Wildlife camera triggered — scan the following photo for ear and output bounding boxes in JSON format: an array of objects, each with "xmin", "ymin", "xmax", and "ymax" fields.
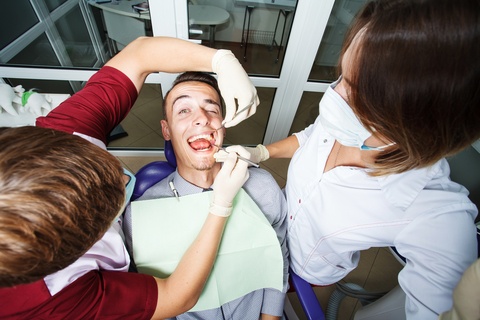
[{"xmin": 161, "ymin": 120, "xmax": 171, "ymax": 140}]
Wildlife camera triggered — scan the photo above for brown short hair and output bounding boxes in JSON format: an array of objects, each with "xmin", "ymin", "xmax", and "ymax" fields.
[
  {"xmin": 0, "ymin": 126, "xmax": 125, "ymax": 287},
  {"xmin": 341, "ymin": 0, "xmax": 480, "ymax": 175}
]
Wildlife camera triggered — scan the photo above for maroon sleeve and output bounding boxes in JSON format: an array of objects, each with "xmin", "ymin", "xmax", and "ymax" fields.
[
  {"xmin": 36, "ymin": 66, "xmax": 138, "ymax": 145},
  {"xmin": 0, "ymin": 270, "xmax": 158, "ymax": 319}
]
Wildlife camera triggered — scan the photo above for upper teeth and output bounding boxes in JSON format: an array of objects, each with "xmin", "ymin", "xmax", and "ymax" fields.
[{"xmin": 188, "ymin": 134, "xmax": 213, "ymax": 143}]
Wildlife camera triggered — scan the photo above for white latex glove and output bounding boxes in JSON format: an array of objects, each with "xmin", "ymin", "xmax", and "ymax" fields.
[
  {"xmin": 213, "ymin": 148, "xmax": 229, "ymax": 163},
  {"xmin": 244, "ymin": 144, "xmax": 270, "ymax": 163},
  {"xmin": 210, "ymin": 146, "xmax": 250, "ymax": 217},
  {"xmin": 214, "ymin": 145, "xmax": 263, "ymax": 167},
  {"xmin": 212, "ymin": 50, "xmax": 259, "ymax": 128}
]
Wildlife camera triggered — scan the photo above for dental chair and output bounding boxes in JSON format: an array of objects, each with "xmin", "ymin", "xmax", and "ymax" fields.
[
  {"xmin": 132, "ymin": 140, "xmax": 177, "ymax": 201},
  {"xmin": 131, "ymin": 140, "xmax": 325, "ymax": 320},
  {"xmin": 287, "ymin": 250, "xmax": 406, "ymax": 320},
  {"xmin": 287, "ymin": 268, "xmax": 326, "ymax": 320}
]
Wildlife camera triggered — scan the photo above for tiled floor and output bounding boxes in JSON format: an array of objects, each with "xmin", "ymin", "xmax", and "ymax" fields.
[{"xmin": 113, "ymin": 41, "xmax": 404, "ymax": 320}]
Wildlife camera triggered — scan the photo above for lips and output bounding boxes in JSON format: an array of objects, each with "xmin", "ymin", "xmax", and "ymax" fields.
[{"xmin": 187, "ymin": 133, "xmax": 215, "ymax": 151}]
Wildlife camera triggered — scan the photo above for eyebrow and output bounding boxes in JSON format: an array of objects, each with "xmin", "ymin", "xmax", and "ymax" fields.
[
  {"xmin": 172, "ymin": 95, "xmax": 221, "ymax": 109},
  {"xmin": 171, "ymin": 95, "xmax": 190, "ymax": 108}
]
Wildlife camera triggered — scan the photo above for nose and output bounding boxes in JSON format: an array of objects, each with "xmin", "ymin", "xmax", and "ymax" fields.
[{"xmin": 193, "ymin": 109, "xmax": 210, "ymax": 126}]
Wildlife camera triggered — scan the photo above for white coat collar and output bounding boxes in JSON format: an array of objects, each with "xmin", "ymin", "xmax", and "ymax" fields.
[{"xmin": 376, "ymin": 159, "xmax": 445, "ymax": 210}]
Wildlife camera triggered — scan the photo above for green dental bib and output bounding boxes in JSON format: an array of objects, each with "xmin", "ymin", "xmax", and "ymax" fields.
[{"xmin": 131, "ymin": 188, "xmax": 283, "ymax": 312}]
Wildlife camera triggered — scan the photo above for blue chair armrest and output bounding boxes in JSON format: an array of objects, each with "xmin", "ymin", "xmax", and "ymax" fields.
[{"xmin": 289, "ymin": 268, "xmax": 325, "ymax": 320}]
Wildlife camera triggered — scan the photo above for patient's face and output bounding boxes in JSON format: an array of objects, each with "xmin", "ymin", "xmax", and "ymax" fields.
[{"xmin": 162, "ymin": 81, "xmax": 224, "ymax": 171}]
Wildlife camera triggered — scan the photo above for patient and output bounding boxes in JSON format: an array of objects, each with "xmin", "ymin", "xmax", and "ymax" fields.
[{"xmin": 124, "ymin": 72, "xmax": 289, "ymax": 320}]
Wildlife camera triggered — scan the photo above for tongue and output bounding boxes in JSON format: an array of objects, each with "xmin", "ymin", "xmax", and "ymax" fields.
[{"xmin": 190, "ymin": 138, "xmax": 212, "ymax": 150}]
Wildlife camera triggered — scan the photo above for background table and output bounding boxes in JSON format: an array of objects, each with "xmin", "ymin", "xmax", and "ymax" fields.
[
  {"xmin": 88, "ymin": 2, "xmax": 229, "ymax": 50},
  {"xmin": 88, "ymin": 0, "xmax": 151, "ymax": 53},
  {"xmin": 234, "ymin": 0, "xmax": 296, "ymax": 61},
  {"xmin": 188, "ymin": 5, "xmax": 230, "ymax": 47}
]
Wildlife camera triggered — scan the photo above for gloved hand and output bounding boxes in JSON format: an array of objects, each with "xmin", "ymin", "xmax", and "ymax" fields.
[
  {"xmin": 212, "ymin": 50, "xmax": 260, "ymax": 128},
  {"xmin": 214, "ymin": 145, "xmax": 267, "ymax": 166},
  {"xmin": 213, "ymin": 148, "xmax": 229, "ymax": 163},
  {"xmin": 210, "ymin": 146, "xmax": 250, "ymax": 217},
  {"xmin": 244, "ymin": 144, "xmax": 270, "ymax": 163}
]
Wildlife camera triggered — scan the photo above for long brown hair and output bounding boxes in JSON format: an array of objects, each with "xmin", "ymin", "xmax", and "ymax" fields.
[
  {"xmin": 0, "ymin": 126, "xmax": 125, "ymax": 287},
  {"xmin": 341, "ymin": 0, "xmax": 480, "ymax": 175}
]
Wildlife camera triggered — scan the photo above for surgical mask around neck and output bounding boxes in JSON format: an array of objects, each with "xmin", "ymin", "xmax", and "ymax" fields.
[
  {"xmin": 113, "ymin": 168, "xmax": 136, "ymax": 222},
  {"xmin": 123, "ymin": 168, "xmax": 136, "ymax": 203},
  {"xmin": 319, "ymin": 77, "xmax": 394, "ymax": 151}
]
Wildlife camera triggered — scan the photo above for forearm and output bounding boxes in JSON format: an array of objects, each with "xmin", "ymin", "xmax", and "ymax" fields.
[
  {"xmin": 106, "ymin": 36, "xmax": 217, "ymax": 92},
  {"xmin": 266, "ymin": 135, "xmax": 299, "ymax": 159},
  {"xmin": 151, "ymin": 213, "xmax": 227, "ymax": 319}
]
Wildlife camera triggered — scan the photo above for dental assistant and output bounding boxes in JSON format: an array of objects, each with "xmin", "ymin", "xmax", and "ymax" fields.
[{"xmin": 247, "ymin": 0, "xmax": 480, "ymax": 319}]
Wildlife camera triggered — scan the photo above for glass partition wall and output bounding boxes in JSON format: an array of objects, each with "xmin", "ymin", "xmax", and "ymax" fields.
[{"xmin": 1, "ymin": 0, "xmax": 371, "ymax": 155}]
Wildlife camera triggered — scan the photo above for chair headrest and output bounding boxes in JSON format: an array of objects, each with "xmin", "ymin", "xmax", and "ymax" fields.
[
  {"xmin": 164, "ymin": 140, "xmax": 177, "ymax": 167},
  {"xmin": 131, "ymin": 140, "xmax": 177, "ymax": 201}
]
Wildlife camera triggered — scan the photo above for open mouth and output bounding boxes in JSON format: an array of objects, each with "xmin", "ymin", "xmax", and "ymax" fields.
[{"xmin": 187, "ymin": 133, "xmax": 216, "ymax": 151}]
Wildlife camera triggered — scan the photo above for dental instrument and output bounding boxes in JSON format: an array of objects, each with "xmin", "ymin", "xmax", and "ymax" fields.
[
  {"xmin": 169, "ymin": 181, "xmax": 180, "ymax": 201},
  {"xmin": 213, "ymin": 144, "xmax": 260, "ymax": 168}
]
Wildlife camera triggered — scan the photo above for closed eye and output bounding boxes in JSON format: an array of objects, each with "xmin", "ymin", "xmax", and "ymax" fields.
[
  {"xmin": 206, "ymin": 108, "xmax": 219, "ymax": 114},
  {"xmin": 204, "ymin": 101, "xmax": 221, "ymax": 114}
]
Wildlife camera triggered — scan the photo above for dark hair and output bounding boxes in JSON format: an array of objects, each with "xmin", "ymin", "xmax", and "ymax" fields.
[
  {"xmin": 341, "ymin": 0, "xmax": 480, "ymax": 175},
  {"xmin": 163, "ymin": 72, "xmax": 224, "ymax": 118},
  {"xmin": 0, "ymin": 126, "xmax": 125, "ymax": 287}
]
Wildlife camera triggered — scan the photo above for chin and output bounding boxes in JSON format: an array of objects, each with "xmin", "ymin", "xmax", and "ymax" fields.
[
  {"xmin": 191, "ymin": 161, "xmax": 215, "ymax": 171},
  {"xmin": 188, "ymin": 153, "xmax": 216, "ymax": 171}
]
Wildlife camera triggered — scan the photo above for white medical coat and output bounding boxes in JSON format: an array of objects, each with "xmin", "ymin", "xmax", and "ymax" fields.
[{"xmin": 286, "ymin": 116, "xmax": 478, "ymax": 319}]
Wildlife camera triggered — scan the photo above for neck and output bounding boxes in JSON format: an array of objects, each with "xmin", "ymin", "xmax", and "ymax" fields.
[
  {"xmin": 325, "ymin": 141, "xmax": 376, "ymax": 172},
  {"xmin": 178, "ymin": 163, "xmax": 221, "ymax": 189}
]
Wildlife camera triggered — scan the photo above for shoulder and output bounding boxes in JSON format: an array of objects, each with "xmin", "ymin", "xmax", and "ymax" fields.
[
  {"xmin": 138, "ymin": 173, "xmax": 174, "ymax": 201},
  {"xmin": 244, "ymin": 168, "xmax": 282, "ymax": 194},
  {"xmin": 69, "ymin": 271, "xmax": 157, "ymax": 319},
  {"xmin": 35, "ymin": 66, "xmax": 137, "ymax": 144},
  {"xmin": 0, "ymin": 278, "xmax": 51, "ymax": 317},
  {"xmin": 243, "ymin": 168, "xmax": 286, "ymax": 207},
  {"xmin": 246, "ymin": 167, "xmax": 278, "ymax": 185},
  {"xmin": 0, "ymin": 270, "xmax": 156, "ymax": 319}
]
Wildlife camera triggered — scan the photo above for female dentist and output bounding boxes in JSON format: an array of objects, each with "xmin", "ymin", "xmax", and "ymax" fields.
[{"xmin": 247, "ymin": 0, "xmax": 480, "ymax": 318}]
